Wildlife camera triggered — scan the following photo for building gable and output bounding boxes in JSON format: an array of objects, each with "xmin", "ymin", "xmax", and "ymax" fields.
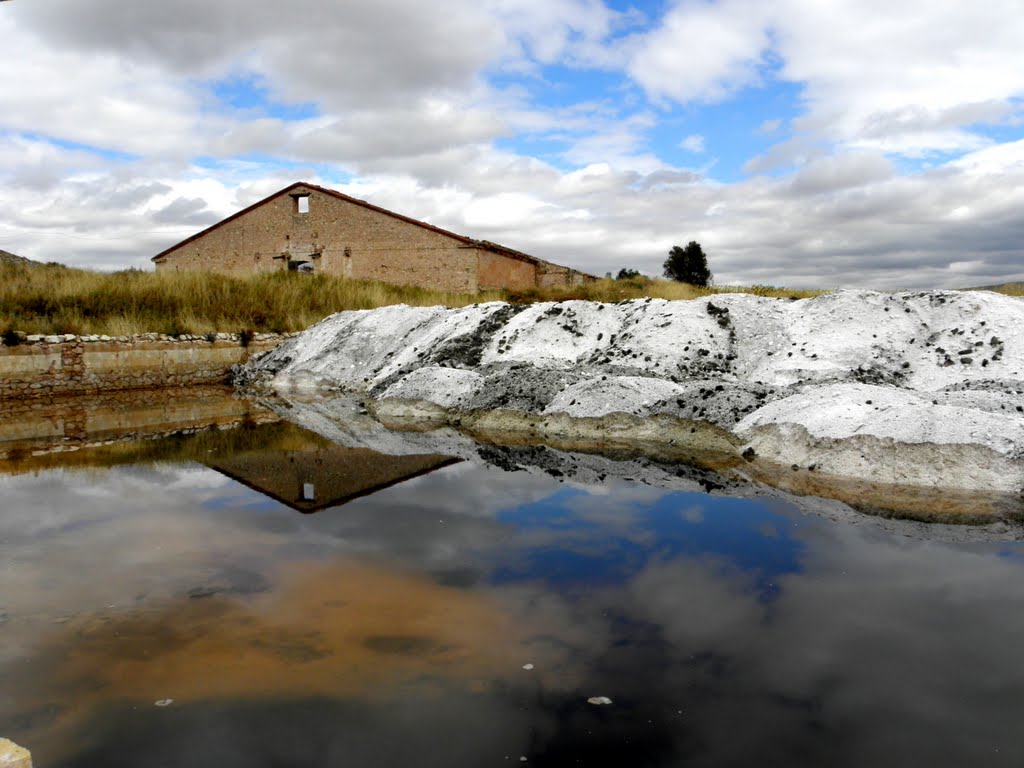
[{"xmin": 152, "ymin": 181, "xmax": 595, "ymax": 292}]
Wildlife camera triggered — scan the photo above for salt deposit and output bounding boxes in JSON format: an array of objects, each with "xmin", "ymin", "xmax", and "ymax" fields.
[{"xmin": 237, "ymin": 290, "xmax": 1024, "ymax": 507}]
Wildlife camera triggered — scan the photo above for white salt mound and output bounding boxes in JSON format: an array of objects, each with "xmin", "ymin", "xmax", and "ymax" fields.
[{"xmin": 240, "ymin": 290, "xmax": 1024, "ymax": 493}]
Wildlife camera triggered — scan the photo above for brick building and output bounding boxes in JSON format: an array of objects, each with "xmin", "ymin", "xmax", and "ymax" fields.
[{"xmin": 152, "ymin": 181, "xmax": 594, "ymax": 292}]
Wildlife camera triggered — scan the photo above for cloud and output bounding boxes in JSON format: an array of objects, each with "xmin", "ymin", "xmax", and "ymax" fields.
[
  {"xmin": 0, "ymin": 16, "xmax": 206, "ymax": 160},
  {"xmin": 680, "ymin": 134, "xmax": 705, "ymax": 153},
  {"xmin": 149, "ymin": 196, "xmax": 217, "ymax": 226},
  {"xmin": 629, "ymin": 1, "xmax": 1024, "ymax": 156},
  {"xmin": 627, "ymin": 0, "xmax": 772, "ymax": 104},
  {"xmin": 2, "ymin": 0, "xmax": 1024, "ymax": 288},
  {"xmin": 786, "ymin": 152, "xmax": 893, "ymax": 196},
  {"xmin": 14, "ymin": 0, "xmax": 501, "ymax": 106},
  {"xmin": 776, "ymin": 0, "xmax": 1024, "ymax": 151}
]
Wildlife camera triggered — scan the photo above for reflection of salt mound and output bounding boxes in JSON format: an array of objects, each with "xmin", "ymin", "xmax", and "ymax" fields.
[{"xmin": 239, "ymin": 290, "xmax": 1024, "ymax": 499}]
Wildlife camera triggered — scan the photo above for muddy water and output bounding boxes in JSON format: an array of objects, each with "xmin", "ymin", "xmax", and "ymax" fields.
[{"xmin": 3, "ymin": 411, "xmax": 1024, "ymax": 766}]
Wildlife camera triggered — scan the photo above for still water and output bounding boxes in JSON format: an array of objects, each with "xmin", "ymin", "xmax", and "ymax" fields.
[{"xmin": 3, "ymin": 406, "xmax": 1024, "ymax": 767}]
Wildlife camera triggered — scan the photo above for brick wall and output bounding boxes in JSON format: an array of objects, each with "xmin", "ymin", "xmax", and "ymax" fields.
[
  {"xmin": 154, "ymin": 184, "xmax": 597, "ymax": 292},
  {"xmin": 0, "ymin": 333, "xmax": 286, "ymax": 401},
  {"xmin": 155, "ymin": 186, "xmax": 490, "ymax": 292},
  {"xmin": 477, "ymin": 249, "xmax": 537, "ymax": 291}
]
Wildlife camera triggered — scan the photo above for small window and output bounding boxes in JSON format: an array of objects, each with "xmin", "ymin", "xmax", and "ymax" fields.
[
  {"xmin": 295, "ymin": 195, "xmax": 310, "ymax": 214},
  {"xmin": 344, "ymin": 247, "xmax": 352, "ymax": 258}
]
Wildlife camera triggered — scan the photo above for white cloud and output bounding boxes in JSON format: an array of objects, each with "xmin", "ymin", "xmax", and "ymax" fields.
[
  {"xmin": 680, "ymin": 134, "xmax": 705, "ymax": 153},
  {"xmin": 776, "ymin": 0, "xmax": 1024, "ymax": 152},
  {"xmin": 0, "ymin": 16, "xmax": 207, "ymax": 160},
  {"xmin": 787, "ymin": 152, "xmax": 893, "ymax": 196},
  {"xmin": 628, "ymin": 0, "xmax": 772, "ymax": 104},
  {"xmin": 629, "ymin": 0, "xmax": 1024, "ymax": 156},
  {"xmin": 1, "ymin": 0, "xmax": 1024, "ymax": 290}
]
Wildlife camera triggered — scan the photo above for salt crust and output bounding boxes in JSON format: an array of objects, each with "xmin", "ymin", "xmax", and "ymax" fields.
[{"xmin": 242, "ymin": 290, "xmax": 1024, "ymax": 490}]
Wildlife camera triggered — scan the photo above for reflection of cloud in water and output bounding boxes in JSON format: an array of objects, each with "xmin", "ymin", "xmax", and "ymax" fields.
[
  {"xmin": 681, "ymin": 504, "xmax": 704, "ymax": 524},
  {"xmin": 490, "ymin": 484, "xmax": 805, "ymax": 590},
  {"xmin": 560, "ymin": 481, "xmax": 670, "ymax": 526},
  {"xmin": 6, "ymin": 447, "xmax": 1024, "ymax": 765},
  {"xmin": 617, "ymin": 526, "xmax": 1024, "ymax": 766}
]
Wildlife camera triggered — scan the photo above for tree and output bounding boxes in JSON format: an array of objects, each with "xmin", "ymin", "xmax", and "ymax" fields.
[
  {"xmin": 663, "ymin": 241, "xmax": 712, "ymax": 286},
  {"xmin": 615, "ymin": 268, "xmax": 640, "ymax": 280}
]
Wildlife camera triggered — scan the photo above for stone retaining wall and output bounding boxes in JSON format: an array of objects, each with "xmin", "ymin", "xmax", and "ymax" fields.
[
  {"xmin": 0, "ymin": 333, "xmax": 288, "ymax": 400},
  {"xmin": 0, "ymin": 386, "xmax": 281, "ymax": 472}
]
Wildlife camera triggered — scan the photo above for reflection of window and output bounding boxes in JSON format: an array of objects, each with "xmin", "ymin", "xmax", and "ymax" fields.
[{"xmin": 295, "ymin": 194, "xmax": 310, "ymax": 214}]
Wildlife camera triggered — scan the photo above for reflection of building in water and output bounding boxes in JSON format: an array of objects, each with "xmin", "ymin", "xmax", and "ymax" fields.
[{"xmin": 206, "ymin": 445, "xmax": 460, "ymax": 514}]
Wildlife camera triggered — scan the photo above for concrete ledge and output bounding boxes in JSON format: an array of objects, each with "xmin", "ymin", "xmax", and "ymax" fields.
[{"xmin": 0, "ymin": 333, "xmax": 292, "ymax": 400}]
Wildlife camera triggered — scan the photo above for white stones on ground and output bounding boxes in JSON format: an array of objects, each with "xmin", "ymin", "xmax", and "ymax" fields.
[
  {"xmin": 522, "ymin": 663, "xmax": 534, "ymax": 670},
  {"xmin": 587, "ymin": 696, "xmax": 613, "ymax": 705},
  {"xmin": 154, "ymin": 698, "xmax": 173, "ymax": 707}
]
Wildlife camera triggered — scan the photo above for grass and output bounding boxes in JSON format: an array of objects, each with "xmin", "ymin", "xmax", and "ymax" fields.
[
  {"xmin": 2, "ymin": 262, "xmax": 1018, "ymax": 337},
  {"xmin": 506, "ymin": 276, "xmax": 824, "ymax": 304},
  {"xmin": 970, "ymin": 282, "xmax": 1024, "ymax": 297},
  {"xmin": 0, "ymin": 263, "xmax": 504, "ymax": 336}
]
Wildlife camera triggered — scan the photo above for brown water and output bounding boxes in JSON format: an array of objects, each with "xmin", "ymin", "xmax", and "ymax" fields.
[{"xmin": 2, "ymin": 395, "xmax": 1024, "ymax": 766}]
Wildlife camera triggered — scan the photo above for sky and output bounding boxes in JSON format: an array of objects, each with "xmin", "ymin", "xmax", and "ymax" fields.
[{"xmin": 1, "ymin": 0, "xmax": 1023, "ymax": 289}]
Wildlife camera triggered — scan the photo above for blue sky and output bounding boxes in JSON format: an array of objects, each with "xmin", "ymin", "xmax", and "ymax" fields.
[{"xmin": 1, "ymin": 0, "xmax": 1023, "ymax": 288}]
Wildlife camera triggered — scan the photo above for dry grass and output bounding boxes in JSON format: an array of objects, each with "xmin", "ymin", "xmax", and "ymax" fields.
[
  {"xmin": 976, "ymin": 282, "xmax": 1024, "ymax": 297},
  {"xmin": 0, "ymin": 263, "xmax": 504, "ymax": 336},
  {"xmin": 507, "ymin": 275, "xmax": 824, "ymax": 304},
  {"xmin": 3, "ymin": 263, "xmax": 1017, "ymax": 337}
]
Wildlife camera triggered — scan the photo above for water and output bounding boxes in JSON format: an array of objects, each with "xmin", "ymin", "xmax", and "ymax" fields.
[{"xmin": 2, "ymin": 399, "xmax": 1024, "ymax": 766}]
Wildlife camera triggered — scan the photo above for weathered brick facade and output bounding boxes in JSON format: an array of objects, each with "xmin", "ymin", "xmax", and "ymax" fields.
[{"xmin": 153, "ymin": 182, "xmax": 593, "ymax": 292}]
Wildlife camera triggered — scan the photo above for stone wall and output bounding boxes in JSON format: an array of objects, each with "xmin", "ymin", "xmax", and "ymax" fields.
[
  {"xmin": 0, "ymin": 333, "xmax": 286, "ymax": 401},
  {"xmin": 536, "ymin": 260, "xmax": 594, "ymax": 289}
]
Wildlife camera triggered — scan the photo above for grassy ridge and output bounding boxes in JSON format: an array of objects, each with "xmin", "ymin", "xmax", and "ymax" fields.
[{"xmin": 3, "ymin": 261, "xmax": 1016, "ymax": 338}]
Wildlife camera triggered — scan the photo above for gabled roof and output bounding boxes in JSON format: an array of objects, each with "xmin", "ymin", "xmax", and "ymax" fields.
[{"xmin": 152, "ymin": 181, "xmax": 555, "ymax": 268}]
